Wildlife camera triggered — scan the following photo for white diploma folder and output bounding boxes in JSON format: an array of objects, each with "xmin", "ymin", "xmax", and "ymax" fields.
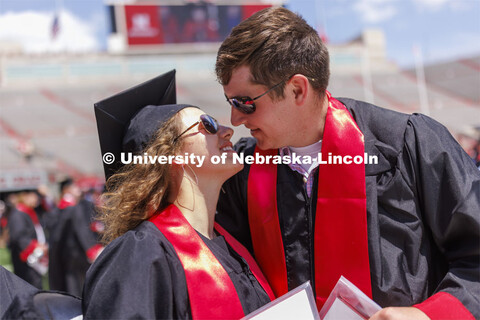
[
  {"xmin": 319, "ymin": 276, "xmax": 382, "ymax": 320},
  {"xmin": 242, "ymin": 281, "xmax": 319, "ymax": 320}
]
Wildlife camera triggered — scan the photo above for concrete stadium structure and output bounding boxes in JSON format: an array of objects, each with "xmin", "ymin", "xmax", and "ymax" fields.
[{"xmin": 0, "ymin": 30, "xmax": 479, "ymax": 189}]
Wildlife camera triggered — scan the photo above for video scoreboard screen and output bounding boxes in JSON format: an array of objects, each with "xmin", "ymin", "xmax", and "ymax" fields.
[{"xmin": 108, "ymin": 3, "xmax": 273, "ymax": 49}]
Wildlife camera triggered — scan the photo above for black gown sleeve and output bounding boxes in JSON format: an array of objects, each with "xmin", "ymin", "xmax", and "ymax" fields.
[
  {"xmin": 405, "ymin": 114, "xmax": 480, "ymax": 317},
  {"xmin": 216, "ymin": 137, "xmax": 257, "ymax": 253},
  {"xmin": 0, "ymin": 266, "xmax": 39, "ymax": 319},
  {"xmin": 82, "ymin": 222, "xmax": 191, "ymax": 320}
]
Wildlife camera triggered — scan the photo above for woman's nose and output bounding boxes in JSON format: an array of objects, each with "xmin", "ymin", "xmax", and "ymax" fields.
[{"xmin": 217, "ymin": 125, "xmax": 233, "ymax": 140}]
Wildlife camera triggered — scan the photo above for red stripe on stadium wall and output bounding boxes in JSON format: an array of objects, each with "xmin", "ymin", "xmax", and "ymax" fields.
[
  {"xmin": 400, "ymin": 69, "xmax": 478, "ymax": 107},
  {"xmin": 353, "ymin": 75, "xmax": 416, "ymax": 112},
  {"xmin": 40, "ymin": 89, "xmax": 95, "ymax": 121},
  {"xmin": 459, "ymin": 58, "xmax": 480, "ymax": 72}
]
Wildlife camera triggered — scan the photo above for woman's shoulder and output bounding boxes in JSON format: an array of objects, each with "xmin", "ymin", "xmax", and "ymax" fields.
[
  {"xmin": 84, "ymin": 220, "xmax": 183, "ymax": 289},
  {"xmin": 8, "ymin": 208, "xmax": 29, "ymax": 221},
  {"xmin": 117, "ymin": 220, "xmax": 162, "ymax": 241},
  {"xmin": 102, "ymin": 221, "xmax": 174, "ymax": 257},
  {"xmin": 82, "ymin": 221, "xmax": 189, "ymax": 319}
]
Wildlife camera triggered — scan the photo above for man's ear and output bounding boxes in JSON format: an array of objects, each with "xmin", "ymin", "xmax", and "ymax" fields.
[{"xmin": 289, "ymin": 74, "xmax": 309, "ymax": 105}]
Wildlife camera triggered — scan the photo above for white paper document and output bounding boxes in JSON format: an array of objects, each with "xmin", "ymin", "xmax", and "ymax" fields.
[
  {"xmin": 323, "ymin": 298, "xmax": 365, "ymax": 320},
  {"xmin": 242, "ymin": 276, "xmax": 381, "ymax": 320},
  {"xmin": 319, "ymin": 276, "xmax": 382, "ymax": 320},
  {"xmin": 242, "ymin": 282, "xmax": 319, "ymax": 320}
]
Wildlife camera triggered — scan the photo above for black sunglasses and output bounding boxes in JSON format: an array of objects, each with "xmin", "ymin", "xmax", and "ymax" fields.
[
  {"xmin": 173, "ymin": 114, "xmax": 218, "ymax": 142},
  {"xmin": 224, "ymin": 79, "xmax": 286, "ymax": 114}
]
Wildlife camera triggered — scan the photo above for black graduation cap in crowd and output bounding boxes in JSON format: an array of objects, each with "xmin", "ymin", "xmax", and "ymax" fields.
[
  {"xmin": 59, "ymin": 177, "xmax": 74, "ymax": 193},
  {"xmin": 94, "ymin": 69, "xmax": 196, "ymax": 180}
]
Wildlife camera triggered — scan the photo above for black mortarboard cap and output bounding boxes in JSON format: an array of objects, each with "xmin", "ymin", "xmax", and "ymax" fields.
[{"xmin": 94, "ymin": 69, "xmax": 196, "ymax": 180}]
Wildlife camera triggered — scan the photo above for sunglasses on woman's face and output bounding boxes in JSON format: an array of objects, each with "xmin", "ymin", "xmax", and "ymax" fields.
[
  {"xmin": 224, "ymin": 79, "xmax": 286, "ymax": 114},
  {"xmin": 174, "ymin": 114, "xmax": 219, "ymax": 142}
]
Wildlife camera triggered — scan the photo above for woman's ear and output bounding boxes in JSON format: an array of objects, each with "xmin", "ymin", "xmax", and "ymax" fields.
[
  {"xmin": 169, "ymin": 160, "xmax": 183, "ymax": 178},
  {"xmin": 173, "ymin": 158, "xmax": 184, "ymax": 165}
]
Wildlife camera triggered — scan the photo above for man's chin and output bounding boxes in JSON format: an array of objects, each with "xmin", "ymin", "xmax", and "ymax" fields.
[
  {"xmin": 255, "ymin": 139, "xmax": 276, "ymax": 151},
  {"xmin": 221, "ymin": 163, "xmax": 244, "ymax": 182}
]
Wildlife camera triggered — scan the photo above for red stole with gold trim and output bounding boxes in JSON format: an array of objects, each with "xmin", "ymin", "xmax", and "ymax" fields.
[
  {"xmin": 247, "ymin": 92, "xmax": 372, "ymax": 309},
  {"xmin": 149, "ymin": 204, "xmax": 273, "ymax": 319}
]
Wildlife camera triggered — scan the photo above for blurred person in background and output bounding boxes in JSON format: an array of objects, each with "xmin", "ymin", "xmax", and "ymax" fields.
[
  {"xmin": 182, "ymin": 5, "xmax": 219, "ymax": 43},
  {"xmin": 44, "ymin": 178, "xmax": 82, "ymax": 237},
  {"xmin": 160, "ymin": 6, "xmax": 181, "ymax": 44},
  {"xmin": 36, "ymin": 184, "xmax": 56, "ymax": 216},
  {"xmin": 0, "ymin": 200, "xmax": 7, "ymax": 248},
  {"xmin": 79, "ymin": 181, "xmax": 106, "ymax": 243},
  {"xmin": 456, "ymin": 125, "xmax": 480, "ymax": 169},
  {"xmin": 7, "ymin": 189, "xmax": 48, "ymax": 289},
  {"xmin": 48, "ymin": 178, "xmax": 104, "ymax": 296},
  {"xmin": 57, "ymin": 178, "xmax": 81, "ymax": 211}
]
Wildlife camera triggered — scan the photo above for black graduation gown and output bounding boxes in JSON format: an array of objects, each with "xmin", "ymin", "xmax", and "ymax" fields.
[
  {"xmin": 1, "ymin": 266, "xmax": 83, "ymax": 320},
  {"xmin": 216, "ymin": 98, "xmax": 480, "ymax": 318},
  {"xmin": 0, "ymin": 266, "xmax": 39, "ymax": 319},
  {"xmin": 7, "ymin": 209, "xmax": 43, "ymax": 289},
  {"xmin": 49, "ymin": 199, "xmax": 101, "ymax": 296},
  {"xmin": 82, "ymin": 221, "xmax": 271, "ymax": 319}
]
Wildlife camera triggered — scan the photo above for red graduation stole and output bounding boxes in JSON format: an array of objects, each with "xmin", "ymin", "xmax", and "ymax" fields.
[
  {"xmin": 58, "ymin": 197, "xmax": 76, "ymax": 210},
  {"xmin": 247, "ymin": 92, "xmax": 372, "ymax": 309},
  {"xmin": 149, "ymin": 204, "xmax": 274, "ymax": 320},
  {"xmin": 17, "ymin": 203, "xmax": 40, "ymax": 225}
]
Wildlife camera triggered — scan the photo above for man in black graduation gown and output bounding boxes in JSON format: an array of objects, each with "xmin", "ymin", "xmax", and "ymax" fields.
[
  {"xmin": 49, "ymin": 193, "xmax": 103, "ymax": 296},
  {"xmin": 49, "ymin": 199, "xmax": 103, "ymax": 296},
  {"xmin": 215, "ymin": 7, "xmax": 479, "ymax": 320}
]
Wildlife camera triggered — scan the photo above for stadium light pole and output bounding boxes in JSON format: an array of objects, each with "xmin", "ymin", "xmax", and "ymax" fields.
[
  {"xmin": 362, "ymin": 47, "xmax": 375, "ymax": 105},
  {"xmin": 413, "ymin": 44, "xmax": 430, "ymax": 116}
]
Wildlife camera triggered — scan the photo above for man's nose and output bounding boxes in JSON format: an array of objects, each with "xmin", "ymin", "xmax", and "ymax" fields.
[{"xmin": 230, "ymin": 106, "xmax": 247, "ymax": 127}]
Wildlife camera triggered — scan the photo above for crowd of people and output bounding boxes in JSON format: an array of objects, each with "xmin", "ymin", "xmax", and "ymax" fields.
[
  {"xmin": 0, "ymin": 178, "xmax": 104, "ymax": 296},
  {"xmin": 1, "ymin": 6, "xmax": 478, "ymax": 320}
]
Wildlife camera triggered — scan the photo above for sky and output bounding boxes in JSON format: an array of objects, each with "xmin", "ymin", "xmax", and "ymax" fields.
[
  {"xmin": 289, "ymin": 0, "xmax": 480, "ymax": 67},
  {"xmin": 0, "ymin": 0, "xmax": 479, "ymax": 67}
]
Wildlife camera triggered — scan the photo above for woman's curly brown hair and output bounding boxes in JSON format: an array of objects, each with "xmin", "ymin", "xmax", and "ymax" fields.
[{"xmin": 97, "ymin": 113, "xmax": 183, "ymax": 244}]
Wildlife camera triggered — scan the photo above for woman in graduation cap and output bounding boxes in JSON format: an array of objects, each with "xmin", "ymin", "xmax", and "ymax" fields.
[{"xmin": 82, "ymin": 100, "xmax": 275, "ymax": 319}]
